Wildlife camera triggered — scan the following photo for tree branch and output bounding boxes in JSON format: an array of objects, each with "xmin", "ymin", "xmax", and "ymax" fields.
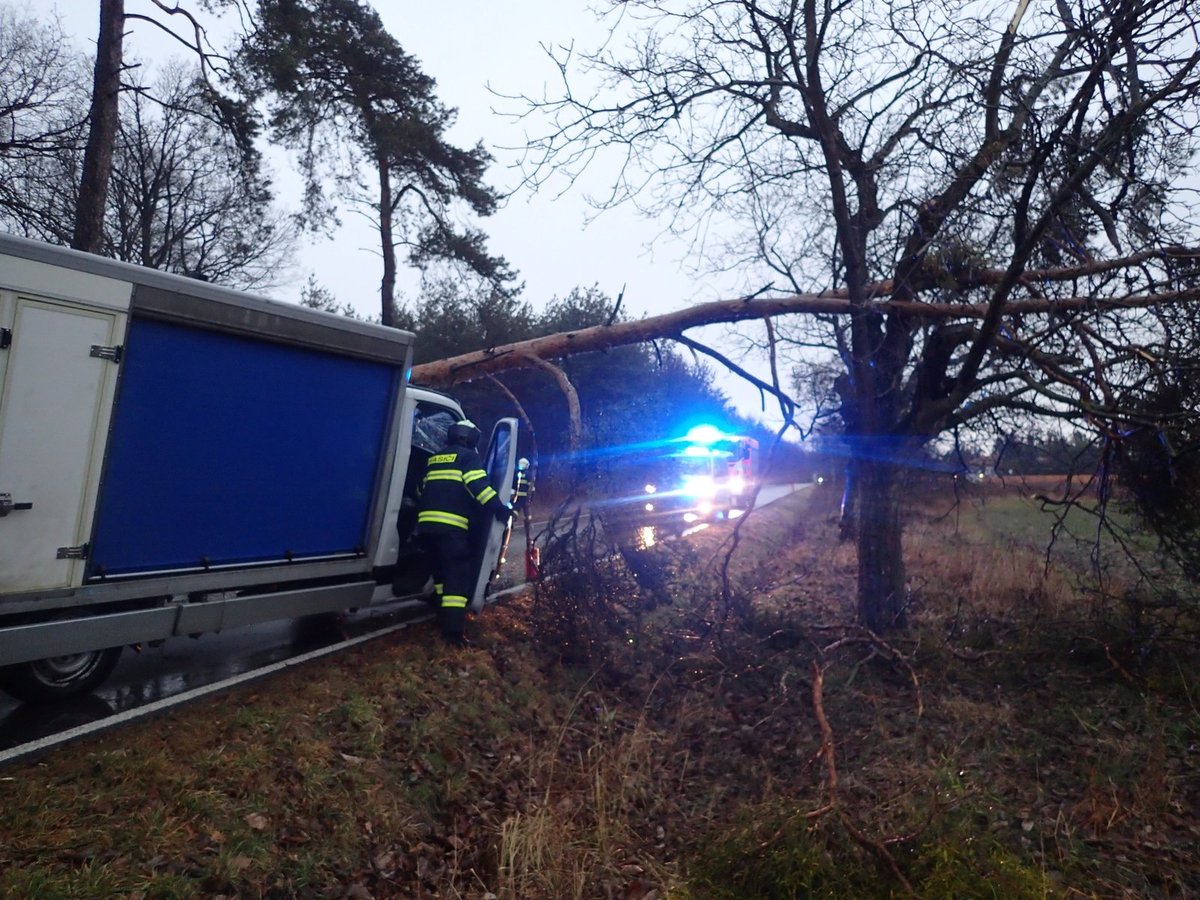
[
  {"xmin": 411, "ymin": 277, "xmax": 1200, "ymax": 388},
  {"xmin": 520, "ymin": 352, "xmax": 582, "ymax": 455}
]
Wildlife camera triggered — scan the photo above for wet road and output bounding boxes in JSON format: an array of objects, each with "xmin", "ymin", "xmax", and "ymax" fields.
[
  {"xmin": 0, "ymin": 482, "xmax": 803, "ymax": 752},
  {"xmin": 0, "ymin": 596, "xmax": 436, "ymax": 751}
]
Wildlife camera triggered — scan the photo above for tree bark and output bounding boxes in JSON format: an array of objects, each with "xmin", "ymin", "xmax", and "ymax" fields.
[
  {"xmin": 376, "ymin": 153, "xmax": 397, "ymax": 327},
  {"xmin": 838, "ymin": 457, "xmax": 858, "ymax": 542},
  {"xmin": 855, "ymin": 458, "xmax": 906, "ymax": 631},
  {"xmin": 73, "ymin": 0, "xmax": 124, "ymax": 253}
]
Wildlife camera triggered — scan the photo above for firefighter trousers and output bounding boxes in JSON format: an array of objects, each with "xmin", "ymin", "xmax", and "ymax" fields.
[{"xmin": 419, "ymin": 531, "xmax": 472, "ymax": 643}]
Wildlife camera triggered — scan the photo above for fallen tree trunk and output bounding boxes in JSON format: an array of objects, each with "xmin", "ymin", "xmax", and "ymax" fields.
[{"xmin": 412, "ymin": 272, "xmax": 1200, "ymax": 389}]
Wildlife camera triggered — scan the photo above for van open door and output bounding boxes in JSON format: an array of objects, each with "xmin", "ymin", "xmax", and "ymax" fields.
[{"xmin": 468, "ymin": 418, "xmax": 518, "ymax": 612}]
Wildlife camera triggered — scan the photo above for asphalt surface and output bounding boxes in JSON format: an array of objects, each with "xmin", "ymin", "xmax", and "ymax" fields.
[{"xmin": 0, "ymin": 597, "xmax": 433, "ymax": 753}]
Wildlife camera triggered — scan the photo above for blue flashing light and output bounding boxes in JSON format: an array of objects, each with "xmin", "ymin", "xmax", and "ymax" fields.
[{"xmin": 684, "ymin": 423, "xmax": 724, "ymax": 445}]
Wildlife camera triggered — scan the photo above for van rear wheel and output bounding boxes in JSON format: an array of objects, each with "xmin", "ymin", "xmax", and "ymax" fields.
[{"xmin": 0, "ymin": 647, "xmax": 123, "ymax": 703}]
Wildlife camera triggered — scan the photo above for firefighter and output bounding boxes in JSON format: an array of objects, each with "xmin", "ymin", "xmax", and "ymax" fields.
[
  {"xmin": 512, "ymin": 457, "xmax": 533, "ymax": 510},
  {"xmin": 512, "ymin": 457, "xmax": 540, "ymax": 581},
  {"xmin": 415, "ymin": 419, "xmax": 511, "ymax": 645}
]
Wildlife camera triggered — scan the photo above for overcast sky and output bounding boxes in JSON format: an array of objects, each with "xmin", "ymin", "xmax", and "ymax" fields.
[
  {"xmin": 57, "ymin": 0, "xmax": 777, "ymax": 422},
  {"xmin": 374, "ymin": 1, "xmax": 733, "ymax": 313}
]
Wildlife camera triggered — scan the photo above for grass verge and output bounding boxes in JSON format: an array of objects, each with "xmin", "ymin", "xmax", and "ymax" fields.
[{"xmin": 1, "ymin": 483, "xmax": 1198, "ymax": 898}]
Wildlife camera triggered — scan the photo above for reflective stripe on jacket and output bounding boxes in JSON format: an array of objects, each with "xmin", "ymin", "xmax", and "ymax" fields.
[
  {"xmin": 514, "ymin": 471, "xmax": 530, "ymax": 500},
  {"xmin": 416, "ymin": 447, "xmax": 501, "ymax": 532}
]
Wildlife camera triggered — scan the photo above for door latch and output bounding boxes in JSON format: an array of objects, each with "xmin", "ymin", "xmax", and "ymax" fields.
[{"xmin": 0, "ymin": 492, "xmax": 33, "ymax": 516}]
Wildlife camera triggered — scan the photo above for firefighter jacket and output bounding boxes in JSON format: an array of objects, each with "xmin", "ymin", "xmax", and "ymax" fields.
[
  {"xmin": 416, "ymin": 446, "xmax": 507, "ymax": 533},
  {"xmin": 513, "ymin": 470, "xmax": 532, "ymax": 506}
]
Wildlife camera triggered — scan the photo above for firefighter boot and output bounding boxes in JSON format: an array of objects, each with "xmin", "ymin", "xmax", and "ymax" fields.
[{"xmin": 439, "ymin": 606, "xmax": 468, "ymax": 646}]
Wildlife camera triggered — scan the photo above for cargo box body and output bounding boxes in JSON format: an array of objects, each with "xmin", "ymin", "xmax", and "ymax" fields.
[
  {"xmin": 0, "ymin": 234, "xmax": 417, "ymax": 671},
  {"xmin": 86, "ymin": 315, "xmax": 399, "ymax": 579}
]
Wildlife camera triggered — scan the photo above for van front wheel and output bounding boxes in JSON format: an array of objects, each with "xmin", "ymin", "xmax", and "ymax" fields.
[{"xmin": 0, "ymin": 647, "xmax": 123, "ymax": 703}]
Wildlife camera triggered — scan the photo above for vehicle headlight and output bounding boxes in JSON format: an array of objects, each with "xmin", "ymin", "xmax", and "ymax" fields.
[
  {"xmin": 644, "ymin": 483, "xmax": 657, "ymax": 494},
  {"xmin": 682, "ymin": 474, "xmax": 717, "ymax": 498},
  {"xmin": 728, "ymin": 476, "xmax": 745, "ymax": 494}
]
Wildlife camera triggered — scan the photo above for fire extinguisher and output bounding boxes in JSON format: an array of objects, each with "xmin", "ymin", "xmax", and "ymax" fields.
[{"xmin": 525, "ymin": 542, "xmax": 541, "ymax": 581}]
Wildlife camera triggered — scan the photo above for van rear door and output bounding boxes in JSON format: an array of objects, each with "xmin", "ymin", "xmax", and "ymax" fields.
[{"xmin": 0, "ymin": 295, "xmax": 125, "ymax": 593}]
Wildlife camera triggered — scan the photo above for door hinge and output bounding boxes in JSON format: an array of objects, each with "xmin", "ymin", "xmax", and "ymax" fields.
[
  {"xmin": 90, "ymin": 344, "xmax": 123, "ymax": 363},
  {"xmin": 0, "ymin": 327, "xmax": 11, "ymax": 349},
  {"xmin": 56, "ymin": 543, "xmax": 89, "ymax": 560}
]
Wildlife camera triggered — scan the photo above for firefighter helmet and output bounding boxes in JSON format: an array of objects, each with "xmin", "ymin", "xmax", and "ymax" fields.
[
  {"xmin": 517, "ymin": 457, "xmax": 530, "ymax": 471},
  {"xmin": 447, "ymin": 419, "xmax": 481, "ymax": 448}
]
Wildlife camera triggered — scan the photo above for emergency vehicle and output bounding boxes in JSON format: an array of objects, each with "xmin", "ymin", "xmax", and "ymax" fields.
[{"xmin": 642, "ymin": 425, "xmax": 759, "ymax": 524}]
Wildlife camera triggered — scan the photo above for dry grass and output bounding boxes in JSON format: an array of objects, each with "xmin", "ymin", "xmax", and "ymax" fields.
[{"xmin": 497, "ymin": 706, "xmax": 674, "ymax": 899}]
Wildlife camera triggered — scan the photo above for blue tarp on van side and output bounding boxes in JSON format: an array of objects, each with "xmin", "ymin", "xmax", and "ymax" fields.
[{"xmin": 87, "ymin": 317, "xmax": 398, "ymax": 577}]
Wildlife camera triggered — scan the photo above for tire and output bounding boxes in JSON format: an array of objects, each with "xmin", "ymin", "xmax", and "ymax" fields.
[{"xmin": 0, "ymin": 646, "xmax": 123, "ymax": 703}]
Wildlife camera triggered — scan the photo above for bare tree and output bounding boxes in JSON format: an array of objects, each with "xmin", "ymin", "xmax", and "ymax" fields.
[
  {"xmin": 0, "ymin": 3, "xmax": 288, "ymax": 284},
  {"xmin": 104, "ymin": 64, "xmax": 295, "ymax": 289},
  {"xmin": 476, "ymin": 0, "xmax": 1200, "ymax": 630},
  {"xmin": 71, "ymin": 0, "xmax": 257, "ymax": 253},
  {"xmin": 0, "ymin": 6, "xmax": 81, "ymax": 152},
  {"xmin": 0, "ymin": 4, "xmax": 89, "ymax": 241}
]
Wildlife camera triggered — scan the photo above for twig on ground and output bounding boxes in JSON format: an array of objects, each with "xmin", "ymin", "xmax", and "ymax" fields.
[
  {"xmin": 821, "ymin": 628, "xmax": 925, "ymax": 716},
  {"xmin": 806, "ymin": 661, "xmax": 838, "ymax": 819},
  {"xmin": 807, "ymin": 662, "xmax": 917, "ymax": 895}
]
